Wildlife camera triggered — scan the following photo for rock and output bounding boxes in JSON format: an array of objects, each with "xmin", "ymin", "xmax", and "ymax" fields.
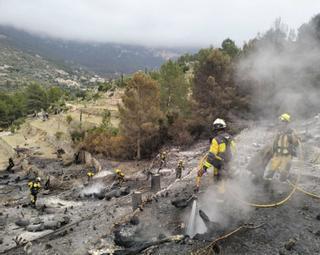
[
  {"xmin": 93, "ymin": 189, "xmax": 107, "ymax": 200},
  {"xmin": 21, "ymin": 159, "xmax": 30, "ymax": 171},
  {"xmin": 62, "ymin": 156, "xmax": 73, "ymax": 167},
  {"xmin": 0, "ymin": 174, "xmax": 9, "ymax": 180},
  {"xmin": 315, "ymin": 230, "xmax": 320, "ymax": 236},
  {"xmin": 0, "ymin": 237, "xmax": 3, "ymax": 245},
  {"xmin": 0, "ymin": 216, "xmax": 6, "ymax": 227},
  {"xmin": 316, "ymin": 214, "xmax": 320, "ymax": 220},
  {"xmin": 44, "ymin": 220, "xmax": 61, "ymax": 230},
  {"xmin": 171, "ymin": 195, "xmax": 194, "ymax": 209},
  {"xmin": 105, "ymin": 190, "xmax": 121, "ymax": 200},
  {"xmin": 15, "ymin": 218, "xmax": 30, "ymax": 227},
  {"xmin": 31, "ymin": 217, "xmax": 42, "ymax": 225},
  {"xmin": 284, "ymin": 238, "xmax": 296, "ymax": 251},
  {"xmin": 92, "ymin": 157, "xmax": 102, "ymax": 172},
  {"xmin": 45, "ymin": 243, "xmax": 53, "ymax": 250},
  {"xmin": 27, "ymin": 223, "xmax": 44, "ymax": 232},
  {"xmin": 130, "ymin": 216, "xmax": 140, "ymax": 226},
  {"xmin": 56, "ymin": 215, "xmax": 70, "ymax": 225},
  {"xmin": 278, "ymin": 248, "xmax": 287, "ymax": 255},
  {"xmin": 42, "ymin": 190, "xmax": 50, "ymax": 195},
  {"xmin": 44, "ymin": 207, "xmax": 59, "ymax": 214},
  {"xmin": 113, "ymin": 225, "xmax": 137, "ymax": 248},
  {"xmin": 120, "ymin": 186, "xmax": 130, "ymax": 196}
]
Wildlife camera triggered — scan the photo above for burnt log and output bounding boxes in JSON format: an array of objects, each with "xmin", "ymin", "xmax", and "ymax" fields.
[
  {"xmin": 113, "ymin": 224, "xmax": 138, "ymax": 248},
  {"xmin": 171, "ymin": 195, "xmax": 195, "ymax": 209},
  {"xmin": 151, "ymin": 174, "xmax": 161, "ymax": 192},
  {"xmin": 199, "ymin": 209, "xmax": 221, "ymax": 232},
  {"xmin": 114, "ymin": 235, "xmax": 185, "ymax": 255},
  {"xmin": 132, "ymin": 192, "xmax": 142, "ymax": 211}
]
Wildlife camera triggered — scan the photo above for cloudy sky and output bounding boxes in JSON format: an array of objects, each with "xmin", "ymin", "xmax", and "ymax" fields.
[{"xmin": 0, "ymin": 0, "xmax": 319, "ymax": 47}]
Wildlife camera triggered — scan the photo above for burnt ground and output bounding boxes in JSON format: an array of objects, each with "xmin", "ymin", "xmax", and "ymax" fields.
[{"xmin": 1, "ymin": 119, "xmax": 320, "ymax": 255}]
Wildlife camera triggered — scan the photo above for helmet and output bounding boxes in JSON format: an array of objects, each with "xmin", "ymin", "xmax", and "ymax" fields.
[
  {"xmin": 213, "ymin": 118, "xmax": 226, "ymax": 129},
  {"xmin": 179, "ymin": 160, "xmax": 183, "ymax": 164},
  {"xmin": 36, "ymin": 177, "xmax": 41, "ymax": 182},
  {"xmin": 279, "ymin": 113, "xmax": 291, "ymax": 122},
  {"xmin": 115, "ymin": 169, "xmax": 121, "ymax": 174}
]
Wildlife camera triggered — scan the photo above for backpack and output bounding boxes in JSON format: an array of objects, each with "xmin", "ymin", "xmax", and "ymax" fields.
[{"xmin": 217, "ymin": 133, "xmax": 233, "ymax": 162}]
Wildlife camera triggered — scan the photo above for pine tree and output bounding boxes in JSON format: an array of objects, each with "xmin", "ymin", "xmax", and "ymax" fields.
[
  {"xmin": 159, "ymin": 60, "xmax": 190, "ymax": 115},
  {"xmin": 118, "ymin": 72, "xmax": 162, "ymax": 159},
  {"xmin": 192, "ymin": 48, "xmax": 249, "ymax": 129}
]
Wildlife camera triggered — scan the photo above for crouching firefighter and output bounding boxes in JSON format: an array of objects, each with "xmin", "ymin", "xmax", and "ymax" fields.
[
  {"xmin": 115, "ymin": 169, "xmax": 125, "ymax": 185},
  {"xmin": 264, "ymin": 113, "xmax": 301, "ymax": 183},
  {"xmin": 195, "ymin": 118, "xmax": 235, "ymax": 192},
  {"xmin": 28, "ymin": 177, "xmax": 41, "ymax": 208},
  {"xmin": 87, "ymin": 166, "xmax": 96, "ymax": 182}
]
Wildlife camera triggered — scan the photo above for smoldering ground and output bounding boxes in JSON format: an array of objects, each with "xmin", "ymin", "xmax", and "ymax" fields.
[{"xmin": 183, "ymin": 123, "xmax": 309, "ymax": 238}]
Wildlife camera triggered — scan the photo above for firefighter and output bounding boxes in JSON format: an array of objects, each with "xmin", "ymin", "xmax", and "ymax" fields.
[
  {"xmin": 28, "ymin": 177, "xmax": 41, "ymax": 208},
  {"xmin": 264, "ymin": 113, "xmax": 301, "ymax": 182},
  {"xmin": 176, "ymin": 160, "xmax": 184, "ymax": 179},
  {"xmin": 196, "ymin": 118, "xmax": 235, "ymax": 192},
  {"xmin": 115, "ymin": 169, "xmax": 125, "ymax": 185},
  {"xmin": 87, "ymin": 166, "xmax": 95, "ymax": 182},
  {"xmin": 158, "ymin": 151, "xmax": 167, "ymax": 173},
  {"xmin": 6, "ymin": 157, "xmax": 15, "ymax": 173}
]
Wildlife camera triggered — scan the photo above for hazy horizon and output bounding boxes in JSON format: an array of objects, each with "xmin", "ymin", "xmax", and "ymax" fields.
[{"xmin": 0, "ymin": 0, "xmax": 320, "ymax": 47}]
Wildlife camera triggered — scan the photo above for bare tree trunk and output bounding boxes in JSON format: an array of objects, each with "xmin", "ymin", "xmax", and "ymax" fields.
[{"xmin": 137, "ymin": 131, "xmax": 141, "ymax": 160}]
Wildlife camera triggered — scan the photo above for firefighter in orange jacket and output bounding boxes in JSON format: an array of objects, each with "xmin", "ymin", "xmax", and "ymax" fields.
[{"xmin": 196, "ymin": 118, "xmax": 235, "ymax": 192}]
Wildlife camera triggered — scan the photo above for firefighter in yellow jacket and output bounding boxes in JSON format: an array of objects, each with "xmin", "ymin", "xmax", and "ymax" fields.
[
  {"xmin": 196, "ymin": 118, "xmax": 235, "ymax": 192},
  {"xmin": 28, "ymin": 177, "xmax": 41, "ymax": 208},
  {"xmin": 87, "ymin": 166, "xmax": 95, "ymax": 182},
  {"xmin": 115, "ymin": 169, "xmax": 125, "ymax": 185},
  {"xmin": 264, "ymin": 113, "xmax": 300, "ymax": 182}
]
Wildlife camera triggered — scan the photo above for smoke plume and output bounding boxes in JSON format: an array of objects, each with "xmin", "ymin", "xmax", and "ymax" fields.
[{"xmin": 237, "ymin": 16, "xmax": 320, "ymax": 119}]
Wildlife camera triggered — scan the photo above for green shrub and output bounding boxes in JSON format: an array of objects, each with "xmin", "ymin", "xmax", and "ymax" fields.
[
  {"xmin": 66, "ymin": 115, "xmax": 73, "ymax": 125},
  {"xmin": 55, "ymin": 131, "xmax": 64, "ymax": 140},
  {"xmin": 70, "ymin": 130, "xmax": 85, "ymax": 142}
]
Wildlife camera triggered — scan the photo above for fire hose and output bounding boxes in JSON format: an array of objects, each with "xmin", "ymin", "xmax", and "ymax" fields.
[{"xmin": 197, "ymin": 154, "xmax": 301, "ymax": 208}]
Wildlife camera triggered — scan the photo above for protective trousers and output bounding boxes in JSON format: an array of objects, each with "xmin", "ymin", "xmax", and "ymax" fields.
[{"xmin": 264, "ymin": 155, "xmax": 292, "ymax": 182}]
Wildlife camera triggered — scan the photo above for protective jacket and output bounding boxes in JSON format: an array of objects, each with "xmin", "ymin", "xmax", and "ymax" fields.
[
  {"xmin": 272, "ymin": 128, "xmax": 299, "ymax": 157},
  {"xmin": 28, "ymin": 181, "xmax": 41, "ymax": 194},
  {"xmin": 28, "ymin": 181, "xmax": 41, "ymax": 206},
  {"xmin": 204, "ymin": 132, "xmax": 235, "ymax": 170}
]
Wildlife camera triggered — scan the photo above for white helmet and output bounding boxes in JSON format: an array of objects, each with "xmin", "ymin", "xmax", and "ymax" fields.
[
  {"xmin": 213, "ymin": 118, "xmax": 226, "ymax": 129},
  {"xmin": 36, "ymin": 177, "xmax": 41, "ymax": 182}
]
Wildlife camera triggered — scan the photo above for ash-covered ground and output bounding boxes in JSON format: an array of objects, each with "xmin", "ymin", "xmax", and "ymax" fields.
[{"xmin": 1, "ymin": 117, "xmax": 320, "ymax": 255}]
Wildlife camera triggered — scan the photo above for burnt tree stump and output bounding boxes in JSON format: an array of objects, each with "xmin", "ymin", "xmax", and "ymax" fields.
[{"xmin": 151, "ymin": 174, "xmax": 161, "ymax": 192}]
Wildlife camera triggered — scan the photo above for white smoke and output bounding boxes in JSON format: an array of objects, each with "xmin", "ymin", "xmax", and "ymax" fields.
[
  {"xmin": 81, "ymin": 182, "xmax": 105, "ymax": 197},
  {"xmin": 237, "ymin": 16, "xmax": 320, "ymax": 118}
]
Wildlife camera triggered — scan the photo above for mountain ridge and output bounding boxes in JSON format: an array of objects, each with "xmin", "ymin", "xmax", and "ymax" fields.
[{"xmin": 0, "ymin": 25, "xmax": 194, "ymax": 76}]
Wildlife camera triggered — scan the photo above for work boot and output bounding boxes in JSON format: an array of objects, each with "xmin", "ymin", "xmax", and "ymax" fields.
[{"xmin": 214, "ymin": 176, "xmax": 221, "ymax": 183}]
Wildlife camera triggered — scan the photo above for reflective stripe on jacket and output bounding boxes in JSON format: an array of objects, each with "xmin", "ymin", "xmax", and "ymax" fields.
[
  {"xmin": 273, "ymin": 129, "xmax": 299, "ymax": 156},
  {"xmin": 204, "ymin": 133, "xmax": 235, "ymax": 169}
]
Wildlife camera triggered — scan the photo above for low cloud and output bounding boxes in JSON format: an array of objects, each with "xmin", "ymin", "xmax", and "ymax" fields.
[{"xmin": 0, "ymin": 0, "xmax": 319, "ymax": 47}]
